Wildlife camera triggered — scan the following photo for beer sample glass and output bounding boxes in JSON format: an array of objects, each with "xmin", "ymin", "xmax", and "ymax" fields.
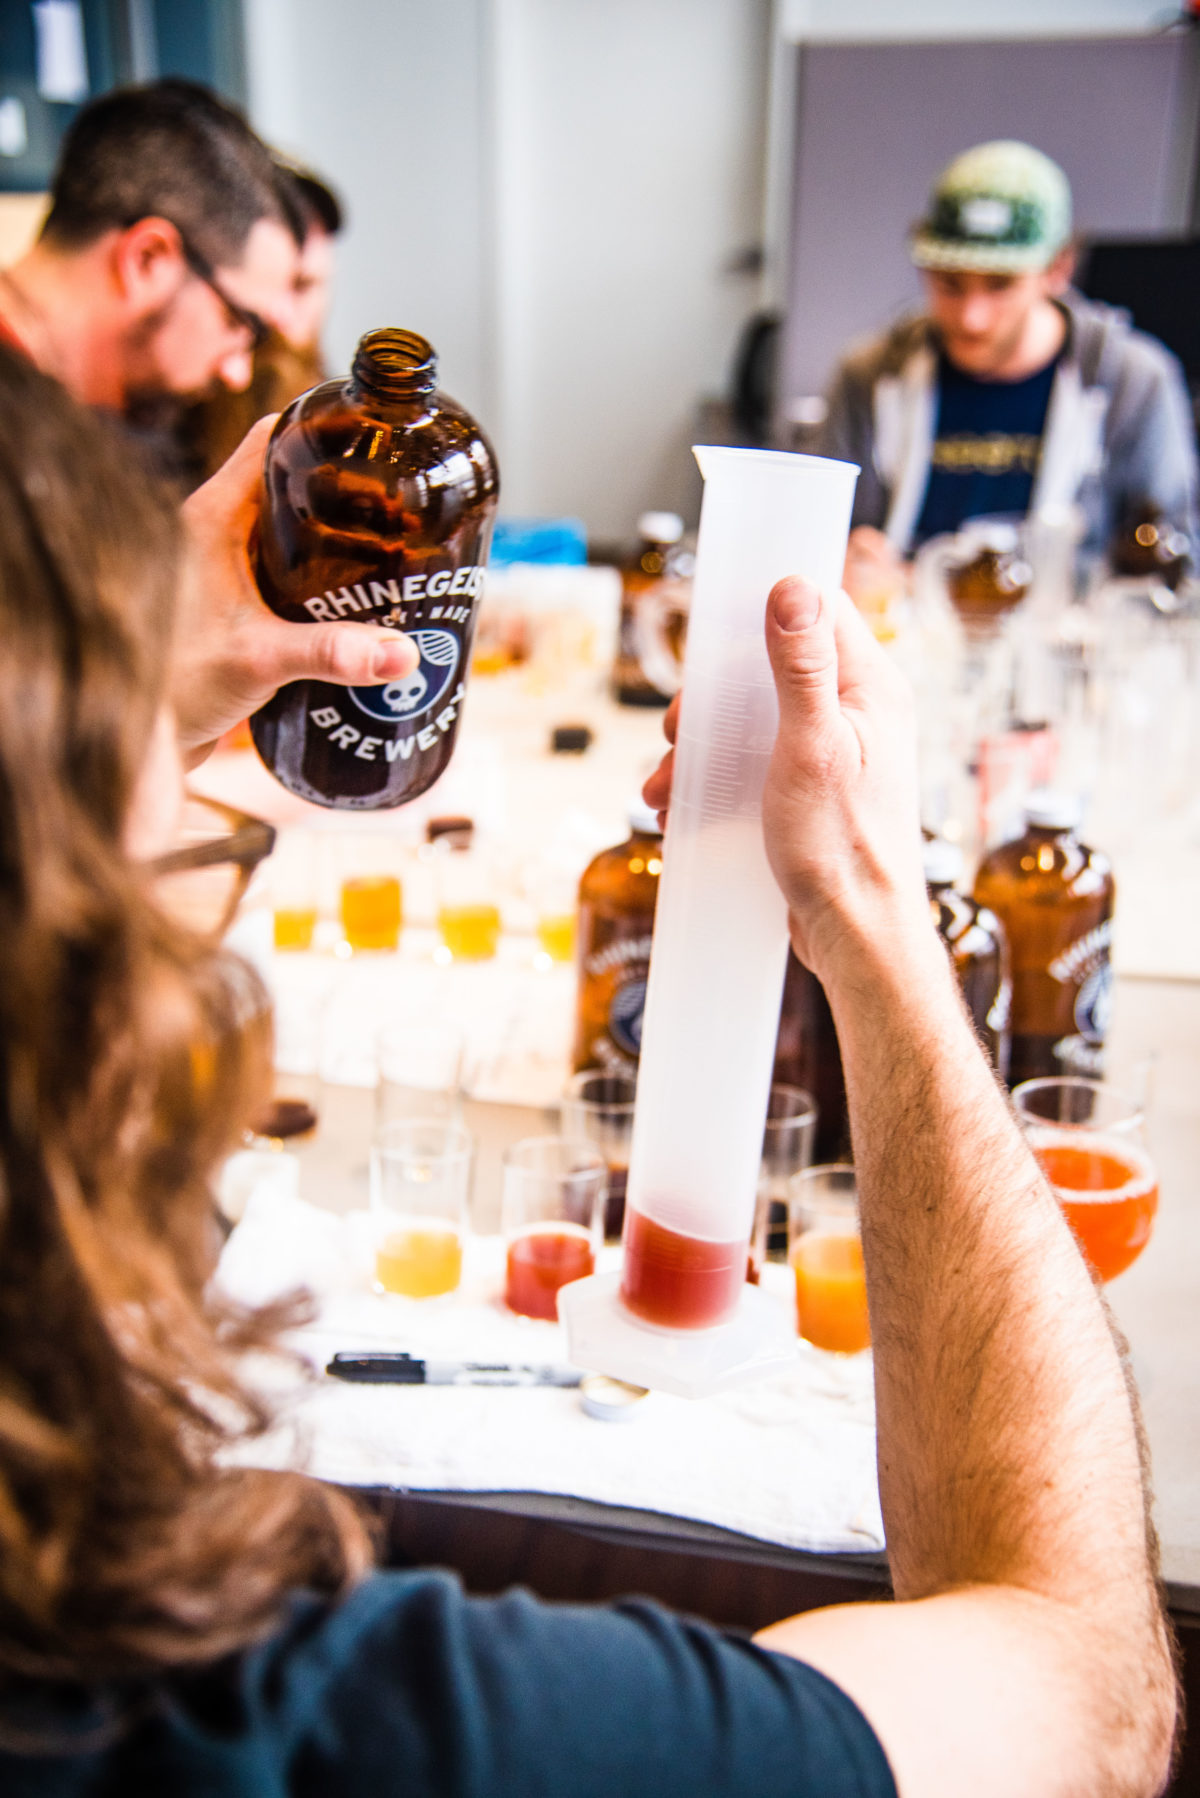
[
  {"xmin": 1013, "ymin": 1077, "xmax": 1157, "ymax": 1282},
  {"xmin": 371, "ymin": 1120, "xmax": 473, "ymax": 1299},
  {"xmin": 338, "ymin": 835, "xmax": 404, "ymax": 952},
  {"xmin": 269, "ymin": 828, "xmax": 319, "ymax": 952},
  {"xmin": 560, "ymin": 1071, "xmax": 637, "ymax": 1240},
  {"xmin": 502, "ymin": 1138, "xmax": 605, "ymax": 1321},
  {"xmin": 751, "ymin": 1084, "xmax": 818, "ymax": 1273},
  {"xmin": 377, "ymin": 1022, "xmax": 463, "ymax": 1127},
  {"xmin": 788, "ymin": 1165, "xmax": 870, "ymax": 1356},
  {"xmin": 618, "ymin": 448, "xmax": 857, "ymax": 1334},
  {"xmin": 251, "ymin": 329, "xmax": 499, "ymax": 809},
  {"xmin": 435, "ymin": 846, "xmax": 501, "ymax": 962}
]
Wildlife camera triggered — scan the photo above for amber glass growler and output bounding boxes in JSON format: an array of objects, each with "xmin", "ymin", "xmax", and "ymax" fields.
[
  {"xmin": 250, "ymin": 329, "xmax": 499, "ymax": 808},
  {"xmin": 973, "ymin": 792, "xmax": 1114, "ymax": 1087},
  {"xmin": 572, "ymin": 803, "xmax": 663, "ymax": 1077},
  {"xmin": 772, "ymin": 951, "xmax": 848, "ymax": 1164},
  {"xmin": 924, "ymin": 837, "xmax": 1011, "ymax": 1079}
]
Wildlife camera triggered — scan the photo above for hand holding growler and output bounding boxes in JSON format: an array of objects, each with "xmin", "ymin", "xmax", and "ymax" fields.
[{"xmin": 251, "ymin": 329, "xmax": 500, "ymax": 809}]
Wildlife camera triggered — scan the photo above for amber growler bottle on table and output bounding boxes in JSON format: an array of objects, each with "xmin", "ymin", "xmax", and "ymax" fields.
[
  {"xmin": 771, "ymin": 951, "xmax": 849, "ymax": 1164},
  {"xmin": 572, "ymin": 802, "xmax": 663, "ymax": 1077},
  {"xmin": 250, "ymin": 329, "xmax": 499, "ymax": 808},
  {"xmin": 612, "ymin": 512, "xmax": 690, "ymax": 707},
  {"xmin": 973, "ymin": 792, "xmax": 1114, "ymax": 1087},
  {"xmin": 923, "ymin": 837, "xmax": 1011, "ymax": 1079}
]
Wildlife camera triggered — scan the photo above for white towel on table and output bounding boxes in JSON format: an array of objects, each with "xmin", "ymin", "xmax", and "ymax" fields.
[{"xmin": 216, "ymin": 1188, "xmax": 885, "ymax": 1557}]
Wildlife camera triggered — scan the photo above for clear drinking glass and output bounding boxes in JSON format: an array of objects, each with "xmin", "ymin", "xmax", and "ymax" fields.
[
  {"xmin": 528, "ymin": 858, "xmax": 579, "ymax": 967},
  {"xmin": 751, "ymin": 1085, "xmax": 818, "ymax": 1276},
  {"xmin": 339, "ymin": 834, "xmax": 404, "ymax": 953},
  {"xmin": 1012, "ymin": 1076, "xmax": 1158, "ymax": 1282},
  {"xmin": 270, "ymin": 827, "xmax": 319, "ymax": 951},
  {"xmin": 370, "ymin": 1119, "xmax": 473, "ymax": 1298},
  {"xmin": 435, "ymin": 845, "xmax": 502, "ymax": 962},
  {"xmin": 560, "ymin": 1072, "xmax": 636, "ymax": 1240},
  {"xmin": 377, "ymin": 1021, "xmax": 464, "ymax": 1127},
  {"xmin": 787, "ymin": 1164, "xmax": 870, "ymax": 1355},
  {"xmin": 501, "ymin": 1136, "xmax": 605, "ymax": 1320}
]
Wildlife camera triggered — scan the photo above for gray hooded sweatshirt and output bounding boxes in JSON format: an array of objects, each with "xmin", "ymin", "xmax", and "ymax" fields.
[{"xmin": 817, "ymin": 291, "xmax": 1198, "ymax": 557}]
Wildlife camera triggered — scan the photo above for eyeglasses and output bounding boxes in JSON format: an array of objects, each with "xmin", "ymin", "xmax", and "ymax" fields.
[
  {"xmin": 147, "ymin": 794, "xmax": 276, "ymax": 940},
  {"xmin": 177, "ymin": 236, "xmax": 273, "ymax": 352}
]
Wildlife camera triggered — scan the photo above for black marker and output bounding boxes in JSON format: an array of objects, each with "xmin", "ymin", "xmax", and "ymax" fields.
[{"xmin": 326, "ymin": 1350, "xmax": 583, "ymax": 1388}]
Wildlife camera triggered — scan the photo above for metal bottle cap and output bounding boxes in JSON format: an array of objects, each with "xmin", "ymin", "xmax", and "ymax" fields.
[
  {"xmin": 628, "ymin": 797, "xmax": 664, "ymax": 837},
  {"xmin": 1025, "ymin": 788, "xmax": 1083, "ymax": 831},
  {"xmin": 637, "ymin": 511, "xmax": 684, "ymax": 546},
  {"xmin": 922, "ymin": 837, "xmax": 964, "ymax": 888},
  {"xmin": 579, "ymin": 1374, "xmax": 650, "ymax": 1422}
]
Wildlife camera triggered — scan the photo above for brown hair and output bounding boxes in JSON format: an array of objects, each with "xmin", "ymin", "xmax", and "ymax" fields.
[
  {"xmin": 0, "ymin": 345, "xmax": 369, "ymax": 1696},
  {"xmin": 41, "ymin": 79, "xmax": 303, "ymax": 267}
]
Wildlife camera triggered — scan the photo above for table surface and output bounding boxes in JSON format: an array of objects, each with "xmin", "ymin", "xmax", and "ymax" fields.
[
  {"xmin": 200, "ymin": 669, "xmax": 1200, "ymax": 1612},
  {"xmin": 277, "ymin": 970, "xmax": 1200, "ymax": 1611}
]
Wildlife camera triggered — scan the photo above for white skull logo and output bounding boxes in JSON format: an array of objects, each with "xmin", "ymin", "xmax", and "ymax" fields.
[{"xmin": 382, "ymin": 669, "xmax": 428, "ymax": 715}]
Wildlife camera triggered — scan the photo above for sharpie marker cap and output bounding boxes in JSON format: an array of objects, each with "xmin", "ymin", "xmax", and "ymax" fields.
[{"xmin": 579, "ymin": 1374, "xmax": 649, "ymax": 1422}]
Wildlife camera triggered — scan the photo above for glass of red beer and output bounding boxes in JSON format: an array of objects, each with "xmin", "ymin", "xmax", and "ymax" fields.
[
  {"xmin": 501, "ymin": 1137, "xmax": 606, "ymax": 1321},
  {"xmin": 1012, "ymin": 1077, "xmax": 1158, "ymax": 1282}
]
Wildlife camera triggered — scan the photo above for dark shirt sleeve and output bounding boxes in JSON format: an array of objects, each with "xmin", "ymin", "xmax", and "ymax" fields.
[{"xmin": 249, "ymin": 1571, "xmax": 896, "ymax": 1798}]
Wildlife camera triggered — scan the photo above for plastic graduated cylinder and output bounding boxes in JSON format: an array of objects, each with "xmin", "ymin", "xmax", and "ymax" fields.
[{"xmin": 559, "ymin": 446, "xmax": 858, "ymax": 1398}]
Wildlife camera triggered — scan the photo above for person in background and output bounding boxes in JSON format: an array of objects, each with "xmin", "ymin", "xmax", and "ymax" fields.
[
  {"xmin": 819, "ymin": 140, "xmax": 1199, "ymax": 602},
  {"xmin": 0, "ymin": 79, "xmax": 303, "ymax": 414},
  {"xmin": 0, "ymin": 342, "xmax": 1174, "ymax": 1798},
  {"xmin": 175, "ymin": 159, "xmax": 344, "ymax": 488},
  {"xmin": 0, "ymin": 82, "xmax": 413, "ymax": 758}
]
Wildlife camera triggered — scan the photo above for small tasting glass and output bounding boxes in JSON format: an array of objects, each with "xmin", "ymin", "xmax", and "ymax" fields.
[
  {"xmin": 787, "ymin": 1164, "xmax": 870, "ymax": 1356},
  {"xmin": 1012, "ymin": 1076, "xmax": 1157, "ymax": 1283},
  {"xmin": 751, "ymin": 1084, "xmax": 818, "ymax": 1275},
  {"xmin": 377, "ymin": 1021, "xmax": 464, "ymax": 1127},
  {"xmin": 559, "ymin": 1071, "xmax": 636, "ymax": 1240},
  {"xmin": 501, "ymin": 1136, "xmax": 605, "ymax": 1321},
  {"xmin": 370, "ymin": 1119, "xmax": 473, "ymax": 1299}
]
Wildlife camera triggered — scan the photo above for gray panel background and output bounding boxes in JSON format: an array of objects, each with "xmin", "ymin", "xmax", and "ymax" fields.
[{"xmin": 780, "ymin": 35, "xmax": 1200, "ymax": 407}]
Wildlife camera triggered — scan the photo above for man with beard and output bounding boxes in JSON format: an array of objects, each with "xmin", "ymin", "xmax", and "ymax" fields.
[
  {"xmin": 0, "ymin": 79, "xmax": 417, "ymax": 756},
  {"xmin": 0, "ymin": 79, "xmax": 301, "ymax": 417}
]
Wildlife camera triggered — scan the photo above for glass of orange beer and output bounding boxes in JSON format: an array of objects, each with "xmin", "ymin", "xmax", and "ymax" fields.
[
  {"xmin": 435, "ymin": 845, "xmax": 502, "ymax": 962},
  {"xmin": 269, "ymin": 827, "xmax": 319, "ymax": 952},
  {"xmin": 787, "ymin": 1165, "xmax": 870, "ymax": 1356},
  {"xmin": 1012, "ymin": 1077, "xmax": 1158, "ymax": 1283},
  {"xmin": 371, "ymin": 1120, "xmax": 474, "ymax": 1299}
]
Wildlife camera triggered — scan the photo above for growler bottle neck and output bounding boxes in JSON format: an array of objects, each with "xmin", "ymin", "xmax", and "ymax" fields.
[{"xmin": 350, "ymin": 328, "xmax": 438, "ymax": 404}]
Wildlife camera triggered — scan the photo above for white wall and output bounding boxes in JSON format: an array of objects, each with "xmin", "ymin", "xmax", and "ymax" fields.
[
  {"xmin": 243, "ymin": 0, "xmax": 772, "ymax": 539},
  {"xmin": 243, "ymin": 0, "xmax": 492, "ymax": 422},
  {"xmin": 490, "ymin": 0, "xmax": 770, "ymax": 533}
]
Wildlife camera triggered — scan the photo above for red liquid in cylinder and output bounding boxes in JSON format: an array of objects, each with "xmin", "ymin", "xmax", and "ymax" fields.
[
  {"xmin": 505, "ymin": 1225, "xmax": 595, "ymax": 1321},
  {"xmin": 620, "ymin": 1209, "xmax": 747, "ymax": 1330}
]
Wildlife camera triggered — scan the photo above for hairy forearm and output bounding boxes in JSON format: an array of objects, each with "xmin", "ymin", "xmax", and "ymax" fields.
[{"xmin": 824, "ymin": 923, "xmax": 1158, "ymax": 1625}]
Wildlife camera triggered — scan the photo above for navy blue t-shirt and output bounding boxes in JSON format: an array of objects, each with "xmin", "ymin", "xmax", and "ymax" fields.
[
  {"xmin": 914, "ymin": 351, "xmax": 1058, "ymax": 544},
  {"xmin": 0, "ymin": 1571, "xmax": 896, "ymax": 1797}
]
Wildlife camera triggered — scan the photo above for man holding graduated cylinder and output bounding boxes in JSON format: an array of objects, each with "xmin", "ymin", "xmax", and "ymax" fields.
[{"xmin": 644, "ymin": 579, "xmax": 1174, "ymax": 1796}]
